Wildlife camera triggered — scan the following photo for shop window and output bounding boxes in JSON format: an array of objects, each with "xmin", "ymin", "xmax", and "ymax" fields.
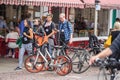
[
  {"xmin": 34, "ymin": 6, "xmax": 40, "ymax": 18},
  {"xmin": 73, "ymin": 8, "xmax": 109, "ymax": 37},
  {"xmin": 0, "ymin": 4, "xmax": 6, "ymax": 19}
]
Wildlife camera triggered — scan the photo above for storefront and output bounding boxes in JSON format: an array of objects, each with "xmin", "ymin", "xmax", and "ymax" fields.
[
  {"xmin": 73, "ymin": 8, "xmax": 109, "ymax": 37},
  {"xmin": 0, "ymin": 0, "xmax": 120, "ymax": 43},
  {"xmin": 70, "ymin": 0, "xmax": 120, "ymax": 44},
  {"xmin": 0, "ymin": 0, "xmax": 84, "ymax": 56},
  {"xmin": 0, "ymin": 0, "xmax": 84, "ymax": 24}
]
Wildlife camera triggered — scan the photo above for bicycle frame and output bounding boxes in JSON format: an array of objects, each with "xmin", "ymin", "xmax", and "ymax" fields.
[
  {"xmin": 25, "ymin": 33, "xmax": 72, "ymax": 76},
  {"xmin": 34, "ymin": 45, "xmax": 68, "ymax": 68},
  {"xmin": 97, "ymin": 58, "xmax": 120, "ymax": 80},
  {"xmin": 33, "ymin": 46, "xmax": 52, "ymax": 66}
]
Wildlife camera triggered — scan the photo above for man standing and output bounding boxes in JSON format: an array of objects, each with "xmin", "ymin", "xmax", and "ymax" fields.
[{"xmin": 58, "ymin": 13, "xmax": 73, "ymax": 45}]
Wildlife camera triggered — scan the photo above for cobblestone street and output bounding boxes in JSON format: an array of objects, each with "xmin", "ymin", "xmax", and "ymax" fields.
[
  {"xmin": 0, "ymin": 0, "xmax": 120, "ymax": 80},
  {"xmin": 1, "ymin": 58, "xmax": 120, "ymax": 80},
  {"xmin": 0, "ymin": 58, "xmax": 101, "ymax": 80}
]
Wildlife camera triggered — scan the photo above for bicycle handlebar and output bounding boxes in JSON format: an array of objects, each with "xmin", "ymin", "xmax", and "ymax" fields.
[{"xmin": 95, "ymin": 58, "xmax": 120, "ymax": 69}]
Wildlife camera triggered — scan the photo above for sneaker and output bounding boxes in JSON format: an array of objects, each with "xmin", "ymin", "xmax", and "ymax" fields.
[{"xmin": 15, "ymin": 67, "xmax": 22, "ymax": 71}]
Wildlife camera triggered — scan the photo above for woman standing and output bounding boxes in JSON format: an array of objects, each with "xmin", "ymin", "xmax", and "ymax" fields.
[
  {"xmin": 15, "ymin": 19, "xmax": 33, "ymax": 70},
  {"xmin": 43, "ymin": 14, "xmax": 56, "ymax": 58}
]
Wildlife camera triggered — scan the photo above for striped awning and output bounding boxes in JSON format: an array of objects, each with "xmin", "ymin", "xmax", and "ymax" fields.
[
  {"xmin": 0, "ymin": 0, "xmax": 84, "ymax": 8},
  {"xmin": 84, "ymin": 0, "xmax": 120, "ymax": 9},
  {"xmin": 0, "ymin": 0, "xmax": 25, "ymax": 5}
]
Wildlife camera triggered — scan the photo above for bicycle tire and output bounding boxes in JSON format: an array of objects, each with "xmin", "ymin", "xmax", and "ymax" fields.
[
  {"xmin": 72, "ymin": 50, "xmax": 90, "ymax": 74},
  {"xmin": 98, "ymin": 68, "xmax": 109, "ymax": 80},
  {"xmin": 65, "ymin": 55, "xmax": 72, "ymax": 74},
  {"xmin": 54, "ymin": 56, "xmax": 72, "ymax": 76},
  {"xmin": 56, "ymin": 49, "xmax": 72, "ymax": 74},
  {"xmin": 24, "ymin": 55, "xmax": 44, "ymax": 73}
]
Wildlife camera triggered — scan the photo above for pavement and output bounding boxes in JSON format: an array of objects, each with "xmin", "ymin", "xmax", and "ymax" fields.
[{"xmin": 0, "ymin": 57, "xmax": 120, "ymax": 80}]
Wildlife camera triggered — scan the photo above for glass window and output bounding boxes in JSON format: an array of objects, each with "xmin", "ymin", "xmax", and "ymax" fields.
[
  {"xmin": 0, "ymin": 4, "xmax": 6, "ymax": 19},
  {"xmin": 73, "ymin": 8, "xmax": 109, "ymax": 37}
]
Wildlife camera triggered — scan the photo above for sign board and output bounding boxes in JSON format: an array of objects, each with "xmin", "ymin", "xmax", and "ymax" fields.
[{"xmin": 96, "ymin": 4, "xmax": 101, "ymax": 11}]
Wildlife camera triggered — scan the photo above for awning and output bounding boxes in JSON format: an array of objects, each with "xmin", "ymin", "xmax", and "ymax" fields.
[
  {"xmin": 84, "ymin": 0, "xmax": 120, "ymax": 9},
  {"xmin": 0, "ymin": 0, "xmax": 84, "ymax": 8},
  {"xmin": 0, "ymin": 0, "xmax": 25, "ymax": 5}
]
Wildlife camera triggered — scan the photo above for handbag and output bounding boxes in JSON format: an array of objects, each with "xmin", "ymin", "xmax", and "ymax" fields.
[
  {"xmin": 16, "ymin": 37, "xmax": 22, "ymax": 48},
  {"xmin": 104, "ymin": 35, "xmax": 112, "ymax": 48},
  {"xmin": 35, "ymin": 34, "xmax": 48, "ymax": 46}
]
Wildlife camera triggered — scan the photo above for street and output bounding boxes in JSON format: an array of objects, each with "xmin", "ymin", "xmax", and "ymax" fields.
[
  {"xmin": 0, "ymin": 0, "xmax": 120, "ymax": 80},
  {"xmin": 0, "ymin": 69, "xmax": 98, "ymax": 80},
  {"xmin": 0, "ymin": 58, "xmax": 102, "ymax": 80}
]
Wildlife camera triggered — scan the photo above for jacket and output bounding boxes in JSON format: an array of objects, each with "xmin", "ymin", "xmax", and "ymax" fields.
[{"xmin": 59, "ymin": 20, "xmax": 73, "ymax": 41}]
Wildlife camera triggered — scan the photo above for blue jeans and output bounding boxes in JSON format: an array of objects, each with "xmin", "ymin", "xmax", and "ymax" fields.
[
  {"xmin": 18, "ymin": 43, "xmax": 32, "ymax": 68},
  {"xmin": 48, "ymin": 38, "xmax": 54, "ymax": 58}
]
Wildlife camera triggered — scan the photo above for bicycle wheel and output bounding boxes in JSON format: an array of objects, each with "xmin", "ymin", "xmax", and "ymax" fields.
[
  {"xmin": 98, "ymin": 68, "xmax": 110, "ymax": 80},
  {"xmin": 56, "ymin": 49, "xmax": 72, "ymax": 74},
  {"xmin": 97, "ymin": 67, "xmax": 120, "ymax": 80},
  {"xmin": 72, "ymin": 50, "xmax": 90, "ymax": 74},
  {"xmin": 24, "ymin": 55, "xmax": 44, "ymax": 73},
  {"xmin": 55, "ymin": 56, "xmax": 72, "ymax": 76}
]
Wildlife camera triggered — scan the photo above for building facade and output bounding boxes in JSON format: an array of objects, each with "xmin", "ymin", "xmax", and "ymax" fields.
[{"xmin": 0, "ymin": 0, "xmax": 120, "ymax": 42}]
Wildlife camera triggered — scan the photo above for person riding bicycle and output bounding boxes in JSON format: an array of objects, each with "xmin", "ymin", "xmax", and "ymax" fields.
[
  {"xmin": 89, "ymin": 33, "xmax": 120, "ymax": 65},
  {"xmin": 108, "ymin": 20, "xmax": 120, "ymax": 60}
]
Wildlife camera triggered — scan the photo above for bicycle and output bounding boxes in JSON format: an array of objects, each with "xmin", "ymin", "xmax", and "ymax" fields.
[
  {"xmin": 95, "ymin": 58, "xmax": 120, "ymax": 80},
  {"xmin": 68, "ymin": 46, "xmax": 90, "ymax": 74},
  {"xmin": 24, "ymin": 34, "xmax": 72, "ymax": 76},
  {"xmin": 88, "ymin": 34, "xmax": 105, "ymax": 57},
  {"xmin": 53, "ymin": 39, "xmax": 90, "ymax": 74}
]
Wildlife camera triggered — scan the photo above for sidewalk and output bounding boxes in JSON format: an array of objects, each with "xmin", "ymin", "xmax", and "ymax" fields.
[
  {"xmin": 0, "ymin": 58, "xmax": 19, "ymax": 73},
  {"xmin": 0, "ymin": 57, "xmax": 98, "ymax": 80}
]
